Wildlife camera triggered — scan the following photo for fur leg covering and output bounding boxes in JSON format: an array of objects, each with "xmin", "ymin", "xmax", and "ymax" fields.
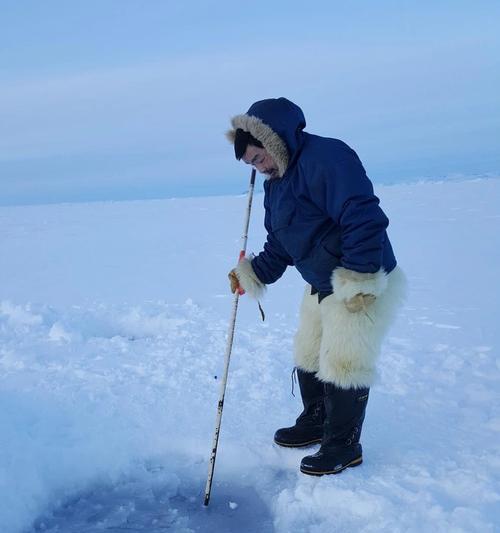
[
  {"xmin": 317, "ymin": 266, "xmax": 407, "ymax": 388},
  {"xmin": 332, "ymin": 267, "xmax": 389, "ymax": 301},
  {"xmin": 294, "ymin": 286, "xmax": 322, "ymax": 373},
  {"xmin": 235, "ymin": 257, "xmax": 266, "ymax": 300}
]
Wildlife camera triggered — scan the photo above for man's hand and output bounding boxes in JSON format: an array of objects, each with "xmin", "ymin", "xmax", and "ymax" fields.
[
  {"xmin": 344, "ymin": 293, "xmax": 376, "ymax": 313},
  {"xmin": 228, "ymin": 269, "xmax": 240, "ymax": 294},
  {"xmin": 227, "ymin": 257, "xmax": 265, "ymax": 299}
]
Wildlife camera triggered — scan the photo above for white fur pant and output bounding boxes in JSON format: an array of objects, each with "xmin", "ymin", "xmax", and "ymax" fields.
[{"xmin": 294, "ymin": 266, "xmax": 407, "ymax": 389}]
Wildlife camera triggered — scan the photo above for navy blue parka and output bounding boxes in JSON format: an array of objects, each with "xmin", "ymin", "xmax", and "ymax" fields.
[{"xmin": 235, "ymin": 98, "xmax": 397, "ymax": 294}]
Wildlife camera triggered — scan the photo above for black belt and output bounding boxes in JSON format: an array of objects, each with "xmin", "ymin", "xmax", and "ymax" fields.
[{"xmin": 310, "ymin": 286, "xmax": 333, "ymax": 303}]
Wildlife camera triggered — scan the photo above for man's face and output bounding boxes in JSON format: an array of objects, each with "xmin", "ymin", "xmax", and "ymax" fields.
[{"xmin": 242, "ymin": 145, "xmax": 280, "ymax": 179}]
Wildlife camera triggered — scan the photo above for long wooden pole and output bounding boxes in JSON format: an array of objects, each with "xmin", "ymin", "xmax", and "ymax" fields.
[{"xmin": 203, "ymin": 169, "xmax": 257, "ymax": 506}]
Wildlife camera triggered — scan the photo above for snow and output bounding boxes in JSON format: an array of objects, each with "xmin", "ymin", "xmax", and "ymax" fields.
[{"xmin": 0, "ymin": 178, "xmax": 499, "ymax": 532}]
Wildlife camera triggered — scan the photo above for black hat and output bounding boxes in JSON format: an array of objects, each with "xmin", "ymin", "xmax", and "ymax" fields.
[{"xmin": 233, "ymin": 128, "xmax": 263, "ymax": 160}]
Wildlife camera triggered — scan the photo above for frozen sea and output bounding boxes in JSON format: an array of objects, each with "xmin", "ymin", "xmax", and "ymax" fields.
[{"xmin": 0, "ymin": 178, "xmax": 499, "ymax": 532}]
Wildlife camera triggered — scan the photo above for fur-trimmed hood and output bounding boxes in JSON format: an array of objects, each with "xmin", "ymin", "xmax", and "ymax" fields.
[{"xmin": 226, "ymin": 97, "xmax": 306, "ymax": 177}]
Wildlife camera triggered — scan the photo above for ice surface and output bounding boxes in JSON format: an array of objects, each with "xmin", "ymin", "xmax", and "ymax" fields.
[{"xmin": 0, "ymin": 179, "xmax": 499, "ymax": 532}]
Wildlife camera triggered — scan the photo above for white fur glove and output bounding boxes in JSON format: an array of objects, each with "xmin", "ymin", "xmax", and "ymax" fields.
[{"xmin": 228, "ymin": 257, "xmax": 265, "ymax": 299}]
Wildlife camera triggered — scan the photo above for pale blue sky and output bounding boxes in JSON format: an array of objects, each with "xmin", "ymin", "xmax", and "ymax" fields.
[{"xmin": 1, "ymin": 1, "xmax": 499, "ymax": 205}]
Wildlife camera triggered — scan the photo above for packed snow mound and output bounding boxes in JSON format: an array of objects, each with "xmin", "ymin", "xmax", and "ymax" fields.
[{"xmin": 1, "ymin": 178, "xmax": 499, "ymax": 532}]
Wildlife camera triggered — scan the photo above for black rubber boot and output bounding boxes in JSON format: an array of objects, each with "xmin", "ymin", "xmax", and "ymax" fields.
[
  {"xmin": 300, "ymin": 383, "xmax": 369, "ymax": 475},
  {"xmin": 274, "ymin": 369, "xmax": 325, "ymax": 447}
]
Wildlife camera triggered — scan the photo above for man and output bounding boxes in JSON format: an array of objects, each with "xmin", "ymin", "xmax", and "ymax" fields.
[{"xmin": 227, "ymin": 97, "xmax": 406, "ymax": 476}]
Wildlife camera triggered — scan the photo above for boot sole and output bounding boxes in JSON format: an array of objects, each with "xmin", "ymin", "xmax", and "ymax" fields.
[
  {"xmin": 274, "ymin": 437, "xmax": 323, "ymax": 448},
  {"xmin": 300, "ymin": 456, "xmax": 363, "ymax": 476}
]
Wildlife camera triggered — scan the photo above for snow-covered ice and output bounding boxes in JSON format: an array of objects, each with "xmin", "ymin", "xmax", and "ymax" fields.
[{"xmin": 0, "ymin": 178, "xmax": 499, "ymax": 532}]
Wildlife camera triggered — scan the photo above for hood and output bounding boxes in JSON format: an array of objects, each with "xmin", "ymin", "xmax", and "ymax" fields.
[{"xmin": 226, "ymin": 97, "xmax": 306, "ymax": 177}]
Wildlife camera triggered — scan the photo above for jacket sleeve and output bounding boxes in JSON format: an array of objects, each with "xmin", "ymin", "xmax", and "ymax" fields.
[
  {"xmin": 250, "ymin": 193, "xmax": 294, "ymax": 285},
  {"xmin": 251, "ymin": 232, "xmax": 293, "ymax": 285},
  {"xmin": 306, "ymin": 148, "xmax": 389, "ymax": 274}
]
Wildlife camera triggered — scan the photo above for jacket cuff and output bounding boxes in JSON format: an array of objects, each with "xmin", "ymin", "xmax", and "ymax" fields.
[
  {"xmin": 235, "ymin": 257, "xmax": 266, "ymax": 299},
  {"xmin": 331, "ymin": 267, "xmax": 388, "ymax": 301}
]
